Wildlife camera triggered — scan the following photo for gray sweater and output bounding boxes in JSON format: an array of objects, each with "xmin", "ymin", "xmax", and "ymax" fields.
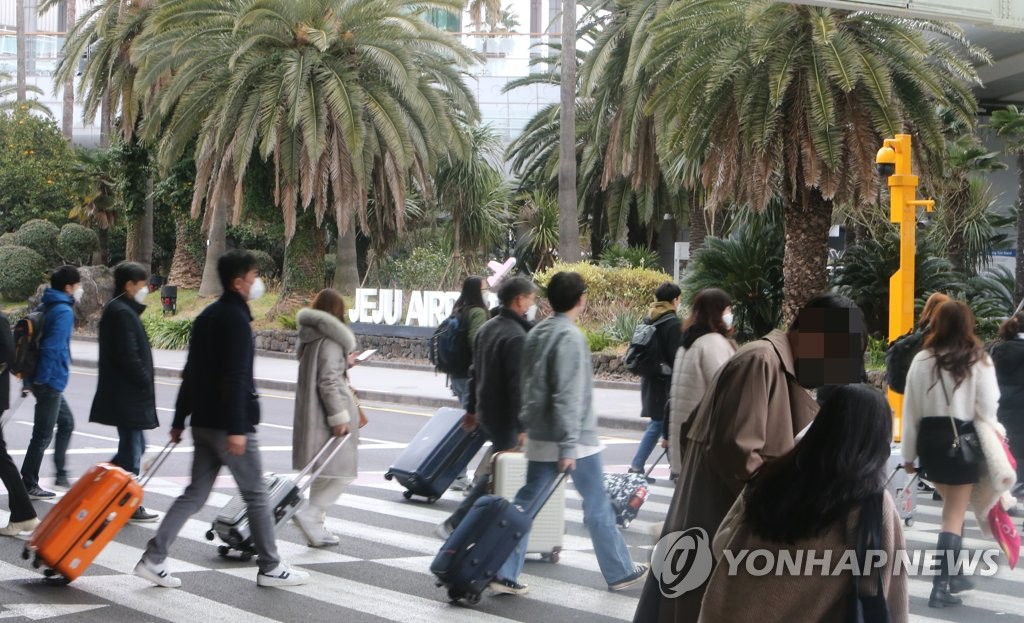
[{"xmin": 519, "ymin": 314, "xmax": 600, "ymax": 459}]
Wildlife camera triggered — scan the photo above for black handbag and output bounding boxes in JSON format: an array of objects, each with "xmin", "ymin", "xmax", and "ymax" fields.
[
  {"xmin": 848, "ymin": 493, "xmax": 891, "ymax": 623},
  {"xmin": 937, "ymin": 374, "xmax": 982, "ymax": 465}
]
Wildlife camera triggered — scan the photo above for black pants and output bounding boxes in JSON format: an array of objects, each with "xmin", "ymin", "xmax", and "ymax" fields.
[
  {"xmin": 1007, "ymin": 427, "xmax": 1024, "ymax": 489},
  {"xmin": 0, "ymin": 420, "xmax": 37, "ymax": 523},
  {"xmin": 446, "ymin": 426, "xmax": 520, "ymax": 529}
]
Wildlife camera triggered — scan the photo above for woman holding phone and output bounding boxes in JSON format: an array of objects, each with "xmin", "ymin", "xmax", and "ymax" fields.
[{"xmin": 292, "ymin": 288, "xmax": 364, "ymax": 547}]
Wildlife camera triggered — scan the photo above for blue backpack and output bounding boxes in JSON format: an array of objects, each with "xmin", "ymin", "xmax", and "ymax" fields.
[{"xmin": 429, "ymin": 311, "xmax": 471, "ymax": 377}]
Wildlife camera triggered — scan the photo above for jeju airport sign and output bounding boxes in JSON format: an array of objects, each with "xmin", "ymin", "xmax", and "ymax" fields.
[{"xmin": 348, "ymin": 289, "xmax": 500, "ymax": 327}]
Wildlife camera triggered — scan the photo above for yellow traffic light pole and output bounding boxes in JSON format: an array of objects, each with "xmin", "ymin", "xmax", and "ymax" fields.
[{"xmin": 876, "ymin": 134, "xmax": 934, "ymax": 442}]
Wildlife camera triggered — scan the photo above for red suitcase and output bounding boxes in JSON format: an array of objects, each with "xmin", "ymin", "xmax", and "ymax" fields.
[{"xmin": 22, "ymin": 442, "xmax": 175, "ymax": 583}]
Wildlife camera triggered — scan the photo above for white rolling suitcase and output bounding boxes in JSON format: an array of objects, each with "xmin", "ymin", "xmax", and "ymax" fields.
[{"xmin": 490, "ymin": 451, "xmax": 566, "ymax": 562}]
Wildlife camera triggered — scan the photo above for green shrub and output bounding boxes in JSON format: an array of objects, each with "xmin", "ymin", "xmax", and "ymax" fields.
[
  {"xmin": 0, "ymin": 233, "xmax": 16, "ymax": 246},
  {"xmin": 279, "ymin": 313, "xmax": 298, "ymax": 330},
  {"xmin": 377, "ymin": 244, "xmax": 451, "ymax": 291},
  {"xmin": 0, "ymin": 245, "xmax": 47, "ymax": 300},
  {"xmin": 605, "ymin": 309, "xmax": 644, "ymax": 343},
  {"xmin": 142, "ymin": 315, "xmax": 194, "ymax": 350},
  {"xmin": 323, "ymin": 254, "xmax": 336, "ymax": 289},
  {"xmin": 581, "ymin": 326, "xmax": 615, "ymax": 353},
  {"xmin": 598, "ymin": 244, "xmax": 661, "ymax": 270},
  {"xmin": 58, "ymin": 223, "xmax": 99, "ymax": 265},
  {"xmin": 15, "ymin": 219, "xmax": 61, "ymax": 266},
  {"xmin": 866, "ymin": 336, "xmax": 887, "ymax": 371},
  {"xmin": 247, "ymin": 249, "xmax": 279, "ymax": 279},
  {"xmin": 535, "ymin": 262, "xmax": 672, "ymax": 327}
]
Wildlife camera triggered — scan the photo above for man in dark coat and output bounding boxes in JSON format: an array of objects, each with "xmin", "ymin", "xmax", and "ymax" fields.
[
  {"xmin": 0, "ymin": 312, "xmax": 39, "ymax": 536},
  {"xmin": 134, "ymin": 250, "xmax": 308, "ymax": 589},
  {"xmin": 89, "ymin": 262, "xmax": 159, "ymax": 522},
  {"xmin": 628, "ymin": 282, "xmax": 682, "ymax": 478},
  {"xmin": 435, "ymin": 277, "xmax": 537, "ymax": 538}
]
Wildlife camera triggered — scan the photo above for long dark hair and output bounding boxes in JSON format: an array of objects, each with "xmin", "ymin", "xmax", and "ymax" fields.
[
  {"xmin": 681, "ymin": 288, "xmax": 733, "ymax": 348},
  {"xmin": 998, "ymin": 311, "xmax": 1024, "ymax": 342},
  {"xmin": 924, "ymin": 300, "xmax": 985, "ymax": 389},
  {"xmin": 453, "ymin": 276, "xmax": 486, "ymax": 315},
  {"xmin": 743, "ymin": 384, "xmax": 891, "ymax": 544}
]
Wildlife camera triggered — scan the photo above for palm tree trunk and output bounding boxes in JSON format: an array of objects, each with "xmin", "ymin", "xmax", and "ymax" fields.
[
  {"xmin": 95, "ymin": 227, "xmax": 110, "ymax": 266},
  {"xmin": 557, "ymin": 0, "xmax": 580, "ymax": 262},
  {"xmin": 781, "ymin": 188, "xmax": 833, "ymax": 326},
  {"xmin": 1015, "ymin": 152, "xmax": 1024, "ymax": 303},
  {"xmin": 62, "ymin": 0, "xmax": 75, "ymax": 140},
  {"xmin": 15, "ymin": 0, "xmax": 26, "ymax": 102},
  {"xmin": 688, "ymin": 189, "xmax": 707, "ymax": 255},
  {"xmin": 100, "ymin": 91, "xmax": 112, "ymax": 148},
  {"xmin": 281, "ymin": 207, "xmax": 326, "ymax": 301},
  {"xmin": 198, "ymin": 195, "xmax": 229, "ymax": 297},
  {"xmin": 169, "ymin": 218, "xmax": 203, "ymax": 289},
  {"xmin": 125, "ymin": 176, "xmax": 155, "ymax": 272},
  {"xmin": 332, "ymin": 221, "xmax": 360, "ymax": 294}
]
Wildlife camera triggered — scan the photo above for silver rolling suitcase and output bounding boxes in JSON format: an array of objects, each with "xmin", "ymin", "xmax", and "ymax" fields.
[
  {"xmin": 490, "ymin": 450, "xmax": 566, "ymax": 562},
  {"xmin": 887, "ymin": 443, "xmax": 918, "ymax": 527},
  {"xmin": 205, "ymin": 436, "xmax": 351, "ymax": 559}
]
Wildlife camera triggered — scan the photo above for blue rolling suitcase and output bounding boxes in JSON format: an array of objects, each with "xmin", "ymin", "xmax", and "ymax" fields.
[
  {"xmin": 384, "ymin": 407, "xmax": 485, "ymax": 503},
  {"xmin": 431, "ymin": 472, "xmax": 567, "ymax": 604}
]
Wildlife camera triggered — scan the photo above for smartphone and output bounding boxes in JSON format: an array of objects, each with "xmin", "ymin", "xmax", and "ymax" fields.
[{"xmin": 356, "ymin": 349, "xmax": 378, "ymax": 362}]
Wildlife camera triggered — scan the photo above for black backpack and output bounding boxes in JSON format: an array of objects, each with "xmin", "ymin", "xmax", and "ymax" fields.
[
  {"xmin": 884, "ymin": 329, "xmax": 925, "ymax": 394},
  {"xmin": 624, "ymin": 314, "xmax": 674, "ymax": 377},
  {"xmin": 429, "ymin": 310, "xmax": 472, "ymax": 377},
  {"xmin": 11, "ymin": 306, "xmax": 47, "ymax": 380}
]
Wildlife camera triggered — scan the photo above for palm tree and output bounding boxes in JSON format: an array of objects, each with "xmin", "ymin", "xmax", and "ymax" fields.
[
  {"xmin": 558, "ymin": 0, "xmax": 581, "ymax": 262},
  {"xmin": 648, "ymin": 1, "xmax": 987, "ymax": 322},
  {"xmin": 67, "ymin": 147, "xmax": 119, "ymax": 264},
  {"xmin": 61, "ymin": 0, "xmax": 76, "ymax": 139},
  {"xmin": 135, "ymin": 0, "xmax": 480, "ymax": 301},
  {"xmin": 0, "ymin": 71, "xmax": 50, "ymax": 115},
  {"xmin": 15, "ymin": 0, "xmax": 26, "ymax": 103},
  {"xmin": 990, "ymin": 105, "xmax": 1024, "ymax": 300},
  {"xmin": 468, "ymin": 0, "xmax": 501, "ymax": 31}
]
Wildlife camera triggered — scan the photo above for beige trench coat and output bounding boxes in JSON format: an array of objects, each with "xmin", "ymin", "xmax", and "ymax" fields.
[
  {"xmin": 633, "ymin": 330, "xmax": 820, "ymax": 623},
  {"xmin": 292, "ymin": 308, "xmax": 359, "ymax": 480}
]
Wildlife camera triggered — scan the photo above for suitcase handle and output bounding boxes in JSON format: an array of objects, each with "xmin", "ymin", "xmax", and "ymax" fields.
[
  {"xmin": 293, "ymin": 435, "xmax": 351, "ymax": 492},
  {"xmin": 645, "ymin": 449, "xmax": 667, "ymax": 479},
  {"xmin": 525, "ymin": 470, "xmax": 569, "ymax": 520},
  {"xmin": 139, "ymin": 441, "xmax": 179, "ymax": 488}
]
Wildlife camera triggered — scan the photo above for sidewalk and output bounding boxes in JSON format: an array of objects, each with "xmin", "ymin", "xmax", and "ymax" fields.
[{"xmin": 70, "ymin": 339, "xmax": 647, "ymax": 431}]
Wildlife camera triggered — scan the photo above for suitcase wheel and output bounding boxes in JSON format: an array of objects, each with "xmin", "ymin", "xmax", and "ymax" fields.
[
  {"xmin": 217, "ymin": 545, "xmax": 230, "ymax": 557},
  {"xmin": 464, "ymin": 593, "xmax": 481, "ymax": 606},
  {"xmin": 426, "ymin": 497, "xmax": 438, "ymax": 504},
  {"xmin": 403, "ymin": 490, "xmax": 413, "ymax": 500},
  {"xmin": 542, "ymin": 549, "xmax": 561, "ymax": 564},
  {"xmin": 621, "ymin": 519, "xmax": 631, "ymax": 529},
  {"xmin": 384, "ymin": 472, "xmax": 394, "ymax": 481},
  {"xmin": 240, "ymin": 552, "xmax": 254, "ymax": 562},
  {"xmin": 20, "ymin": 548, "xmax": 29, "ymax": 561},
  {"xmin": 446, "ymin": 587, "xmax": 464, "ymax": 602},
  {"xmin": 904, "ymin": 517, "xmax": 914, "ymax": 527},
  {"xmin": 206, "ymin": 529, "xmax": 216, "ymax": 541}
]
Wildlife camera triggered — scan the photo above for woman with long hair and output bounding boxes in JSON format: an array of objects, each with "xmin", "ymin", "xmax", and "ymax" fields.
[
  {"xmin": 699, "ymin": 384, "xmax": 908, "ymax": 622},
  {"xmin": 664, "ymin": 288, "xmax": 736, "ymax": 475},
  {"xmin": 989, "ymin": 312, "xmax": 1024, "ymax": 502},
  {"xmin": 902, "ymin": 300, "xmax": 1001, "ymax": 608},
  {"xmin": 292, "ymin": 288, "xmax": 361, "ymax": 547},
  {"xmin": 447, "ymin": 276, "xmax": 490, "ymax": 491}
]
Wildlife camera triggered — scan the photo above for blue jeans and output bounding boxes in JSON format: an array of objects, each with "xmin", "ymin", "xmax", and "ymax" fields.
[
  {"xmin": 450, "ymin": 377, "xmax": 470, "ymax": 410},
  {"xmin": 113, "ymin": 428, "xmax": 147, "ymax": 475},
  {"xmin": 629, "ymin": 419, "xmax": 664, "ymax": 472},
  {"xmin": 20, "ymin": 383, "xmax": 75, "ymax": 489},
  {"xmin": 497, "ymin": 452, "xmax": 636, "ymax": 585}
]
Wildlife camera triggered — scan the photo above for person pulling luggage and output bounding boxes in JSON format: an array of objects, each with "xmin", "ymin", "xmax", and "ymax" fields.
[{"xmin": 0, "ymin": 312, "xmax": 39, "ymax": 537}]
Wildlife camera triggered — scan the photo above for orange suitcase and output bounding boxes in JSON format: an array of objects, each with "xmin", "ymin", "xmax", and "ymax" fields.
[{"xmin": 23, "ymin": 463, "xmax": 142, "ymax": 582}]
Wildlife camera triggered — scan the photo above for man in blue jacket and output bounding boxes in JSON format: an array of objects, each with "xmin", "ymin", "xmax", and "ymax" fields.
[
  {"xmin": 20, "ymin": 266, "xmax": 81, "ymax": 499},
  {"xmin": 134, "ymin": 250, "xmax": 308, "ymax": 589}
]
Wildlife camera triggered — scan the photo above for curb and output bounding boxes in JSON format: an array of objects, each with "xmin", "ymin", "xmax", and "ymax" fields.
[{"xmin": 72, "ymin": 358, "xmax": 647, "ymax": 432}]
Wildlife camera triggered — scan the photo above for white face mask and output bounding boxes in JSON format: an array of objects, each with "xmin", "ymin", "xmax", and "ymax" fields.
[
  {"xmin": 722, "ymin": 312, "xmax": 734, "ymax": 329},
  {"xmin": 73, "ymin": 286, "xmax": 84, "ymax": 303},
  {"xmin": 134, "ymin": 286, "xmax": 150, "ymax": 304},
  {"xmin": 247, "ymin": 277, "xmax": 266, "ymax": 302},
  {"xmin": 526, "ymin": 304, "xmax": 538, "ymax": 321}
]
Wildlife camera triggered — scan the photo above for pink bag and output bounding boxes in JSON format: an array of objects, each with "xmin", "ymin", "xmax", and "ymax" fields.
[{"xmin": 988, "ymin": 437, "xmax": 1020, "ymax": 569}]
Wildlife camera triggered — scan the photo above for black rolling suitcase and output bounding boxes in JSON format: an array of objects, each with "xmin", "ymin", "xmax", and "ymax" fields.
[
  {"xmin": 431, "ymin": 471, "xmax": 567, "ymax": 604},
  {"xmin": 602, "ymin": 448, "xmax": 666, "ymax": 528},
  {"xmin": 384, "ymin": 407, "xmax": 484, "ymax": 503}
]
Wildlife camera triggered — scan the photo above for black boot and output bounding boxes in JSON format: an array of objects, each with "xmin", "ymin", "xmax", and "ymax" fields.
[
  {"xmin": 947, "ymin": 531, "xmax": 975, "ymax": 594},
  {"xmin": 929, "ymin": 532, "xmax": 963, "ymax": 608}
]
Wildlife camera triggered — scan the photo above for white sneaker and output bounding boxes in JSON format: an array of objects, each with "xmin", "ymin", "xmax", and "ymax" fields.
[
  {"xmin": 293, "ymin": 513, "xmax": 338, "ymax": 547},
  {"xmin": 133, "ymin": 558, "xmax": 182, "ymax": 588},
  {"xmin": 0, "ymin": 518, "xmax": 40, "ymax": 537},
  {"xmin": 257, "ymin": 564, "xmax": 310, "ymax": 587}
]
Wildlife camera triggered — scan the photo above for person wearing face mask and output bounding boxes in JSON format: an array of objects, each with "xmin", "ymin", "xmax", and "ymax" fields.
[
  {"xmin": 88, "ymin": 262, "xmax": 159, "ymax": 522},
  {"xmin": 663, "ymin": 288, "xmax": 736, "ymax": 477},
  {"xmin": 135, "ymin": 250, "xmax": 308, "ymax": 589},
  {"xmin": 19, "ymin": 265, "xmax": 81, "ymax": 500},
  {"xmin": 633, "ymin": 293, "xmax": 867, "ymax": 623}
]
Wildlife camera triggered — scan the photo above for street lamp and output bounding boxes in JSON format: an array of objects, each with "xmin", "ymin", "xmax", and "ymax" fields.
[{"xmin": 877, "ymin": 134, "xmax": 934, "ymax": 441}]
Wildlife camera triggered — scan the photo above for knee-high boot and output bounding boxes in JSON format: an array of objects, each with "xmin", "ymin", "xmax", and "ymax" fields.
[
  {"xmin": 929, "ymin": 531, "xmax": 963, "ymax": 608},
  {"xmin": 948, "ymin": 530, "xmax": 975, "ymax": 594}
]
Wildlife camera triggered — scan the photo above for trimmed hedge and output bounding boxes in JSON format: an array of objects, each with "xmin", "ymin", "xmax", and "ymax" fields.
[
  {"xmin": 0, "ymin": 233, "xmax": 16, "ymax": 246},
  {"xmin": 58, "ymin": 223, "xmax": 100, "ymax": 265},
  {"xmin": 0, "ymin": 245, "xmax": 47, "ymax": 300},
  {"xmin": 15, "ymin": 219, "xmax": 61, "ymax": 266},
  {"xmin": 247, "ymin": 249, "xmax": 278, "ymax": 279},
  {"xmin": 534, "ymin": 262, "xmax": 673, "ymax": 327}
]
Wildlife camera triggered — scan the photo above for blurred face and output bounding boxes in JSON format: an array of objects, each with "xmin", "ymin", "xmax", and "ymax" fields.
[
  {"xmin": 792, "ymin": 307, "xmax": 865, "ymax": 388},
  {"xmin": 232, "ymin": 269, "xmax": 259, "ymax": 298},
  {"xmin": 510, "ymin": 291, "xmax": 537, "ymax": 317}
]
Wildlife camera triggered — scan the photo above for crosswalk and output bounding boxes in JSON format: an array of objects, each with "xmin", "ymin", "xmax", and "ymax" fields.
[{"xmin": 2, "ymin": 474, "xmax": 1023, "ymax": 622}]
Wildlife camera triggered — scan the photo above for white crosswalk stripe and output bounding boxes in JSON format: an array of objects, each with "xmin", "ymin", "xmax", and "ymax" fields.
[{"xmin": 2, "ymin": 478, "xmax": 1023, "ymax": 622}]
